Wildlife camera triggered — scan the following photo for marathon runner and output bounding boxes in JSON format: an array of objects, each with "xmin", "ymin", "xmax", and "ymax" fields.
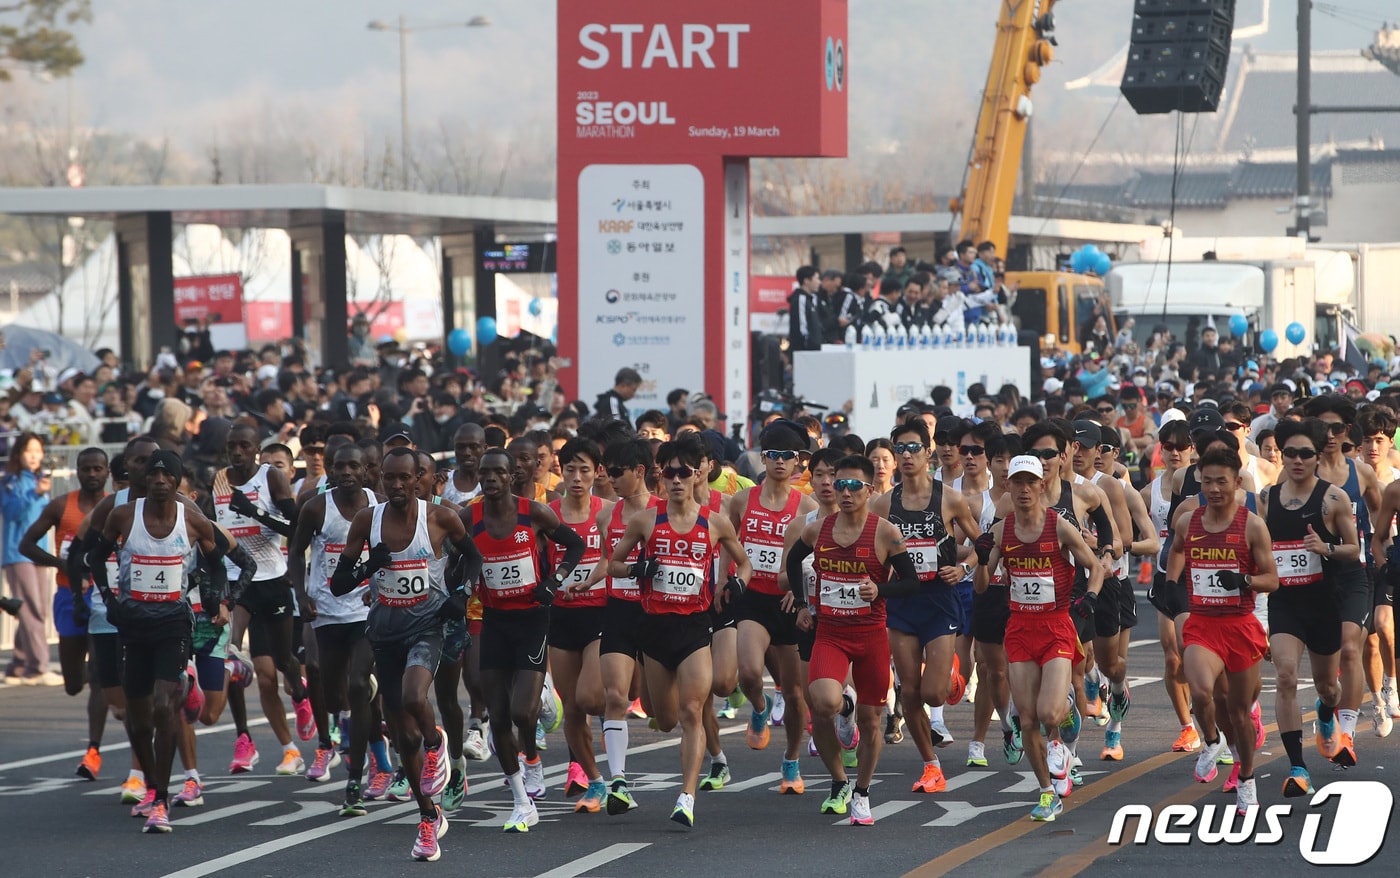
[
  {"xmin": 438, "ymin": 423, "xmax": 491, "ymax": 760},
  {"xmin": 1359, "ymin": 407, "xmax": 1399, "ymax": 732}
]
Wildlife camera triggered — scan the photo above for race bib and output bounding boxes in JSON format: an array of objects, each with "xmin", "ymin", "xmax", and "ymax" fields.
[
  {"xmin": 128, "ymin": 554, "xmax": 184, "ymax": 602},
  {"xmin": 216, "ymin": 492, "xmax": 261, "ymax": 538},
  {"xmin": 802, "ymin": 557, "xmax": 818, "ymax": 598},
  {"xmin": 376, "ymin": 558, "xmax": 430, "ymax": 607},
  {"xmin": 1273, "ymin": 540, "xmax": 1322, "ymax": 586},
  {"xmin": 560, "ymin": 562, "xmax": 600, "ymax": 596},
  {"xmin": 1190, "ymin": 566, "xmax": 1236, "ymax": 602},
  {"xmin": 1009, "ymin": 572, "xmax": 1054, "ymax": 609},
  {"xmin": 744, "ymin": 541, "xmax": 783, "ymax": 575},
  {"xmin": 907, "ymin": 542, "xmax": 941, "ymax": 577},
  {"xmin": 653, "ymin": 562, "xmax": 706, "ymax": 597},
  {"xmin": 481, "ymin": 550, "xmax": 538, "ymax": 596},
  {"xmin": 817, "ymin": 574, "xmax": 872, "ymax": 616}
]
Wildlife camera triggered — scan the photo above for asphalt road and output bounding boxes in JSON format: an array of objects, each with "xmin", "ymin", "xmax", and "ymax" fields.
[{"xmin": 2, "ymin": 602, "xmax": 1398, "ymax": 878}]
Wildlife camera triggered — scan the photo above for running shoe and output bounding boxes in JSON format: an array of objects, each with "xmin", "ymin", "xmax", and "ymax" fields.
[
  {"xmin": 540, "ymin": 682, "xmax": 563, "ymax": 733},
  {"xmin": 606, "ymin": 777, "xmax": 637, "ymax": 815},
  {"xmin": 229, "ymin": 733, "xmax": 259, "ymax": 774},
  {"xmin": 809, "ymin": 734, "xmax": 819, "ymax": 757},
  {"xmin": 746, "ymin": 694, "xmax": 774, "ymax": 750},
  {"xmin": 387, "ymin": 768, "xmax": 413, "ymax": 802},
  {"xmin": 535, "ymin": 721, "xmax": 548, "ymax": 752},
  {"xmin": 340, "ymin": 780, "xmax": 368, "ymax": 816},
  {"xmin": 181, "ymin": 671, "xmax": 206, "ymax": 724},
  {"xmin": 1052, "ymin": 769, "xmax": 1073, "ymax": 798},
  {"xmin": 1101, "ymin": 731, "xmax": 1124, "ymax": 762},
  {"xmin": 1282, "ymin": 766, "xmax": 1313, "ymax": 798},
  {"xmin": 504, "ymin": 800, "xmax": 539, "ymax": 833},
  {"xmin": 883, "ymin": 711, "xmax": 905, "ymax": 745},
  {"xmin": 1060, "ymin": 694, "xmax": 1082, "ymax": 745},
  {"xmin": 523, "ymin": 756, "xmax": 546, "ymax": 800},
  {"xmin": 728, "ymin": 688, "xmax": 748, "ymax": 709},
  {"xmin": 849, "ymin": 791, "xmax": 874, "ymax": 826},
  {"xmin": 779, "ymin": 759, "xmax": 804, "ymax": 795},
  {"xmin": 717, "ymin": 696, "xmax": 737, "ymax": 719},
  {"xmin": 576, "ymin": 779, "xmax": 606, "ymax": 813},
  {"xmin": 821, "ymin": 779, "xmax": 854, "ymax": 815},
  {"xmin": 142, "ymin": 800, "xmax": 172, "ymax": 833},
  {"xmin": 1084, "ymin": 674, "xmax": 1103, "ymax": 716},
  {"xmin": 772, "ymin": 690, "xmax": 786, "ymax": 727},
  {"xmin": 1004, "ymin": 716, "xmax": 1024, "ymax": 765},
  {"xmin": 276, "ymin": 748, "xmax": 305, "ymax": 776},
  {"xmin": 120, "ymin": 774, "xmax": 147, "ymax": 804},
  {"xmin": 626, "ymin": 698, "xmax": 647, "ymax": 719},
  {"xmin": 412, "ymin": 806, "xmax": 447, "ymax": 861},
  {"xmin": 172, "ymin": 778, "xmax": 204, "ymax": 807},
  {"xmin": 1385, "ymin": 684, "xmax": 1400, "ymax": 720},
  {"xmin": 947, "ymin": 654, "xmax": 966, "ymax": 706},
  {"xmin": 364, "ymin": 768, "xmax": 394, "ymax": 800},
  {"xmin": 76, "ymin": 747, "xmax": 102, "ymax": 781},
  {"xmin": 929, "ymin": 715, "xmax": 954, "ymax": 748},
  {"xmin": 841, "ymin": 743, "xmax": 859, "ymax": 769},
  {"xmin": 1195, "ymin": 739, "xmax": 1223, "ymax": 783},
  {"xmin": 421, "ymin": 728, "xmax": 449, "ymax": 797},
  {"xmin": 1107, "ymin": 683, "xmax": 1131, "ymax": 723},
  {"xmin": 565, "ymin": 761, "xmax": 589, "ymax": 797},
  {"xmin": 1315, "ymin": 699, "xmax": 1341, "ymax": 758},
  {"xmin": 1069, "ymin": 766, "xmax": 1083, "ymax": 788},
  {"xmin": 699, "ymin": 762, "xmax": 730, "ymax": 791},
  {"xmin": 463, "ymin": 727, "xmax": 489, "ymax": 761},
  {"xmin": 670, "ymin": 792, "xmax": 695, "ymax": 828},
  {"xmin": 131, "ymin": 788, "xmax": 156, "ymax": 818},
  {"xmin": 1030, "ymin": 791, "xmax": 1063, "ymax": 822},
  {"xmin": 1331, "ymin": 732, "xmax": 1357, "ymax": 767},
  {"xmin": 912, "ymin": 762, "xmax": 947, "ymax": 793},
  {"xmin": 836, "ymin": 689, "xmax": 859, "ymax": 749},
  {"xmin": 331, "ymin": 714, "xmax": 345, "ymax": 752},
  {"xmin": 442, "ymin": 767, "xmax": 467, "ymax": 812},
  {"xmin": 294, "ymin": 684, "xmax": 315, "ymax": 741},
  {"xmin": 1217, "ymin": 748, "xmax": 1234, "ymax": 766},
  {"xmin": 1222, "ymin": 763, "xmax": 1241, "ymax": 793},
  {"xmin": 966, "ymin": 741, "xmax": 988, "ymax": 768},
  {"xmin": 226, "ymin": 646, "xmax": 255, "ymax": 689},
  {"xmin": 306, "ymin": 748, "xmax": 341, "ymax": 783},
  {"xmin": 1235, "ymin": 776, "xmax": 1258, "ymax": 816},
  {"xmin": 1046, "ymin": 740, "xmax": 1069, "ymax": 780},
  {"xmin": 1250, "ymin": 700, "xmax": 1265, "ymax": 749},
  {"xmin": 1373, "ymin": 701, "xmax": 1394, "ymax": 738},
  {"xmin": 1171, "ymin": 726, "xmax": 1201, "ymax": 753}
]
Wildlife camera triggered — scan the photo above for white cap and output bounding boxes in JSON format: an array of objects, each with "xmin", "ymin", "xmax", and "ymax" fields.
[
  {"xmin": 1007, "ymin": 455, "xmax": 1044, "ymax": 479},
  {"xmin": 58, "ymin": 367, "xmax": 83, "ymax": 385},
  {"xmin": 256, "ymin": 364, "xmax": 278, "ymax": 382},
  {"xmin": 1042, "ymin": 378, "xmax": 1064, "ymax": 395},
  {"xmin": 1159, "ymin": 408, "xmax": 1187, "ymax": 425}
]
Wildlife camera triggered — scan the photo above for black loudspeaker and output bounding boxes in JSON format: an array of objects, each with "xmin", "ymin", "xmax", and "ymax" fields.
[{"xmin": 1120, "ymin": 0, "xmax": 1234, "ymax": 115}]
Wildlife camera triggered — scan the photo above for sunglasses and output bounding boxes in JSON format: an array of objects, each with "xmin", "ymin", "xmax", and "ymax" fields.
[
  {"xmin": 892, "ymin": 441, "xmax": 926, "ymax": 455},
  {"xmin": 1281, "ymin": 447, "xmax": 1319, "ymax": 460},
  {"xmin": 662, "ymin": 465, "xmax": 697, "ymax": 480},
  {"xmin": 1098, "ymin": 443, "xmax": 1116, "ymax": 454},
  {"xmin": 959, "ymin": 445, "xmax": 986, "ymax": 457},
  {"xmin": 1326, "ymin": 422, "xmax": 1348, "ymax": 436},
  {"xmin": 1123, "ymin": 402, "xmax": 1138, "ymax": 409},
  {"xmin": 302, "ymin": 445, "xmax": 325, "ymax": 455},
  {"xmin": 1340, "ymin": 442, "xmax": 1357, "ymax": 454},
  {"xmin": 605, "ymin": 465, "xmax": 627, "ymax": 479},
  {"xmin": 1224, "ymin": 422, "xmax": 1246, "ymax": 431},
  {"xmin": 762, "ymin": 450, "xmax": 800, "ymax": 461},
  {"xmin": 1027, "ymin": 448, "xmax": 1060, "ymax": 461},
  {"xmin": 1096, "ymin": 407, "xmax": 1116, "ymax": 415},
  {"xmin": 1160, "ymin": 441, "xmax": 1186, "ymax": 453},
  {"xmin": 834, "ymin": 478, "xmax": 873, "ymax": 493}
]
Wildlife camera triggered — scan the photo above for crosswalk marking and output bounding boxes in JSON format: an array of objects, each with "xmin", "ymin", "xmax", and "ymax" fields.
[
  {"xmin": 250, "ymin": 801, "xmax": 334, "ymax": 825},
  {"xmin": 177, "ymin": 800, "xmax": 278, "ymax": 826},
  {"xmin": 716, "ymin": 771, "xmax": 780, "ymax": 792},
  {"xmin": 923, "ymin": 800, "xmax": 1027, "ymax": 827},
  {"xmin": 830, "ymin": 799, "xmax": 920, "ymax": 825}
]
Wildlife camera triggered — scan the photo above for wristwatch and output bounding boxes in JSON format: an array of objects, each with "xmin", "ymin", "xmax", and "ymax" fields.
[{"xmin": 959, "ymin": 562, "xmax": 973, "ymax": 577}]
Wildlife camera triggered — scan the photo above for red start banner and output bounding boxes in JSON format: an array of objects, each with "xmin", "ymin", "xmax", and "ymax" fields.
[
  {"xmin": 556, "ymin": 0, "xmax": 848, "ymax": 425},
  {"xmin": 173, "ymin": 274, "xmax": 243, "ymax": 325}
]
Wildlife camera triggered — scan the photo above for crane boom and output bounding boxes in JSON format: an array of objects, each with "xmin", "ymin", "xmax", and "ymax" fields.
[{"xmin": 956, "ymin": 0, "xmax": 1058, "ymax": 255}]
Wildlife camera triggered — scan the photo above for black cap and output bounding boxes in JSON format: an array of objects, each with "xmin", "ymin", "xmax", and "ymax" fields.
[
  {"xmin": 147, "ymin": 450, "xmax": 184, "ymax": 481},
  {"xmin": 1072, "ymin": 420, "xmax": 1101, "ymax": 447},
  {"xmin": 934, "ymin": 415, "xmax": 966, "ymax": 444},
  {"xmin": 1188, "ymin": 406, "xmax": 1227, "ymax": 436},
  {"xmin": 1269, "ymin": 382, "xmax": 1293, "ymax": 398},
  {"xmin": 379, "ymin": 424, "xmax": 413, "ymax": 444}
]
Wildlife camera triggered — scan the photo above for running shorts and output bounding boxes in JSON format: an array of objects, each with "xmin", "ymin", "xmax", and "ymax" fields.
[
  {"xmin": 886, "ymin": 585, "xmax": 965, "ymax": 647},
  {"xmin": 971, "ymin": 586, "xmax": 1010, "ymax": 645},
  {"xmin": 1005, "ymin": 612, "xmax": 1083, "ymax": 667},
  {"xmin": 735, "ymin": 589, "xmax": 799, "ymax": 646},
  {"xmin": 809, "ymin": 620, "xmax": 890, "ymax": 707},
  {"xmin": 371, "ymin": 623, "xmax": 445, "ymax": 712},
  {"xmin": 636, "ymin": 611, "xmax": 713, "ymax": 672},
  {"xmin": 480, "ymin": 606, "xmax": 550, "ymax": 673},
  {"xmin": 600, "ymin": 597, "xmax": 647, "ymax": 659},
  {"xmin": 548, "ymin": 605, "xmax": 605, "ymax": 653},
  {"xmin": 1182, "ymin": 612, "xmax": 1268, "ymax": 674},
  {"xmin": 1268, "ymin": 582, "xmax": 1342, "ymax": 656}
]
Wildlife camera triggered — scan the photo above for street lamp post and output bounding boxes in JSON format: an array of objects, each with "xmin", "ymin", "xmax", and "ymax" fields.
[{"xmin": 368, "ymin": 14, "xmax": 491, "ymax": 190}]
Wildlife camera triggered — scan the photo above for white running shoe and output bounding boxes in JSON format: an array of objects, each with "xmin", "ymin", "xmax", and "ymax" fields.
[
  {"xmin": 849, "ymin": 791, "xmax": 873, "ymax": 826},
  {"xmin": 523, "ymin": 757, "xmax": 546, "ymax": 800},
  {"xmin": 929, "ymin": 717, "xmax": 954, "ymax": 748},
  {"xmin": 539, "ymin": 679, "xmax": 562, "ymax": 734},
  {"xmin": 772, "ymin": 691, "xmax": 787, "ymax": 727},
  {"xmin": 1046, "ymin": 740, "xmax": 1068, "ymax": 780},
  {"xmin": 1373, "ymin": 701, "xmax": 1394, "ymax": 738},
  {"xmin": 836, "ymin": 688, "xmax": 858, "ymax": 750},
  {"xmin": 503, "ymin": 800, "xmax": 538, "ymax": 833},
  {"xmin": 463, "ymin": 727, "xmax": 489, "ymax": 761},
  {"xmin": 1235, "ymin": 776, "xmax": 1258, "ymax": 815},
  {"xmin": 1195, "ymin": 738, "xmax": 1224, "ymax": 783},
  {"xmin": 1384, "ymin": 684, "xmax": 1400, "ymax": 720}
]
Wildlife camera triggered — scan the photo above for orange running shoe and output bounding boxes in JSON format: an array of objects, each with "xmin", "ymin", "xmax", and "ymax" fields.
[
  {"xmin": 1171, "ymin": 726, "xmax": 1201, "ymax": 753},
  {"xmin": 947, "ymin": 655, "xmax": 966, "ymax": 706},
  {"xmin": 1331, "ymin": 732, "xmax": 1356, "ymax": 767},
  {"xmin": 911, "ymin": 762, "xmax": 947, "ymax": 793},
  {"xmin": 76, "ymin": 746, "xmax": 102, "ymax": 781},
  {"xmin": 627, "ymin": 698, "xmax": 648, "ymax": 719}
]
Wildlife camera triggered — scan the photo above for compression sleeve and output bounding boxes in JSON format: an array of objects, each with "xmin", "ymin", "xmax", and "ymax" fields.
[
  {"xmin": 1088, "ymin": 503, "xmax": 1116, "ymax": 553},
  {"xmin": 876, "ymin": 552, "xmax": 923, "ymax": 599},
  {"xmin": 786, "ymin": 539, "xmax": 814, "ymax": 606},
  {"xmin": 86, "ymin": 534, "xmax": 118, "ymax": 598},
  {"xmin": 547, "ymin": 523, "xmax": 586, "ymax": 579},
  {"xmin": 66, "ymin": 532, "xmax": 91, "ymax": 599},
  {"xmin": 447, "ymin": 532, "xmax": 484, "ymax": 591}
]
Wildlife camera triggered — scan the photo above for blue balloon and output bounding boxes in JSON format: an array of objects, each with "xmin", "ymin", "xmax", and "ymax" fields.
[
  {"xmin": 1285, "ymin": 321, "xmax": 1306, "ymax": 345},
  {"xmin": 1229, "ymin": 313, "xmax": 1249, "ymax": 337},
  {"xmin": 447, "ymin": 328, "xmax": 472, "ymax": 356},
  {"xmin": 528, "ymin": 298, "xmax": 543, "ymax": 317},
  {"xmin": 1094, "ymin": 253, "xmax": 1113, "ymax": 276},
  {"xmin": 1070, "ymin": 249, "xmax": 1090, "ymax": 273},
  {"xmin": 1259, "ymin": 329, "xmax": 1279, "ymax": 354},
  {"xmin": 476, "ymin": 316, "xmax": 498, "ymax": 345}
]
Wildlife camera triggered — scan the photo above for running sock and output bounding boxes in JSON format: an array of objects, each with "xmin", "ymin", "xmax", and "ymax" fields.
[
  {"xmin": 1109, "ymin": 679, "xmax": 1126, "ymax": 698},
  {"xmin": 711, "ymin": 749, "xmax": 727, "ymax": 767},
  {"xmin": 925, "ymin": 757, "xmax": 940, "ymax": 769},
  {"xmin": 1385, "ymin": 675, "xmax": 1396, "ymax": 693},
  {"xmin": 602, "ymin": 721, "xmax": 628, "ymax": 777},
  {"xmin": 128, "ymin": 769, "xmax": 144, "ymax": 782},
  {"xmin": 370, "ymin": 738, "xmax": 392, "ymax": 774},
  {"xmin": 88, "ymin": 741, "xmax": 100, "ymax": 752},
  {"xmin": 506, "ymin": 769, "xmax": 528, "ymax": 806},
  {"xmin": 184, "ymin": 769, "xmax": 200, "ymax": 783},
  {"xmin": 1318, "ymin": 700, "xmax": 1336, "ymax": 724},
  {"xmin": 1108, "ymin": 720, "xmax": 1123, "ymax": 734},
  {"xmin": 830, "ymin": 779, "xmax": 845, "ymax": 799},
  {"xmin": 929, "ymin": 705, "xmax": 945, "ymax": 724},
  {"xmin": 1041, "ymin": 785, "xmax": 1054, "ymax": 794},
  {"xmin": 1338, "ymin": 709, "xmax": 1359, "ymax": 736},
  {"xmin": 453, "ymin": 755, "xmax": 467, "ymax": 776},
  {"xmin": 886, "ymin": 685, "xmax": 897, "ymax": 711},
  {"xmin": 1281, "ymin": 730, "xmax": 1305, "ymax": 768},
  {"xmin": 854, "ymin": 785, "xmax": 869, "ymax": 797}
]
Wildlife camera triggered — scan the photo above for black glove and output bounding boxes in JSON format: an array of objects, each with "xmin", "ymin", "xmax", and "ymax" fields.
[
  {"xmin": 628, "ymin": 552, "xmax": 659, "ymax": 581},
  {"xmin": 1213, "ymin": 570, "xmax": 1247, "ymax": 592},
  {"xmin": 535, "ymin": 573, "xmax": 562, "ymax": 607},
  {"xmin": 228, "ymin": 488, "xmax": 258, "ymax": 518},
  {"xmin": 1072, "ymin": 590, "xmax": 1099, "ymax": 621},
  {"xmin": 366, "ymin": 543, "xmax": 394, "ymax": 577},
  {"xmin": 102, "ymin": 591, "xmax": 125, "ymax": 629},
  {"xmin": 975, "ymin": 531, "xmax": 996, "ymax": 567},
  {"xmin": 724, "ymin": 575, "xmax": 746, "ymax": 602},
  {"xmin": 71, "ymin": 595, "xmax": 91, "ymax": 629},
  {"xmin": 438, "ymin": 588, "xmax": 469, "ymax": 621}
]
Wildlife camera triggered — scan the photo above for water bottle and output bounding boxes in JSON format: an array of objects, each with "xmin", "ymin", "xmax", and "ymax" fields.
[
  {"xmin": 845, "ymin": 324, "xmax": 858, "ymax": 348},
  {"xmin": 860, "ymin": 325, "xmax": 872, "ymax": 349}
]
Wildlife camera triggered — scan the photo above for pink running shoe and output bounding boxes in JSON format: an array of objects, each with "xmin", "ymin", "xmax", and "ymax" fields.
[
  {"xmin": 306, "ymin": 747, "xmax": 340, "ymax": 783},
  {"xmin": 411, "ymin": 806, "xmax": 447, "ymax": 861},
  {"xmin": 182, "ymin": 671, "xmax": 206, "ymax": 724},
  {"xmin": 143, "ymin": 800, "xmax": 172, "ymax": 833},
  {"xmin": 1251, "ymin": 701, "xmax": 1265, "ymax": 750},
  {"xmin": 421, "ymin": 727, "xmax": 449, "ymax": 798},
  {"xmin": 294, "ymin": 688, "xmax": 316, "ymax": 741},
  {"xmin": 229, "ymin": 733, "xmax": 259, "ymax": 774},
  {"xmin": 130, "ymin": 787, "xmax": 156, "ymax": 818},
  {"xmin": 226, "ymin": 647, "xmax": 255, "ymax": 689},
  {"xmin": 365, "ymin": 768, "xmax": 395, "ymax": 800},
  {"xmin": 172, "ymin": 778, "xmax": 204, "ymax": 807},
  {"xmin": 564, "ymin": 761, "xmax": 589, "ymax": 797}
]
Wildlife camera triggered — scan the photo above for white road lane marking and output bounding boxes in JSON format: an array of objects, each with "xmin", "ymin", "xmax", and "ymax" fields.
[{"xmin": 533, "ymin": 843, "xmax": 652, "ymax": 878}]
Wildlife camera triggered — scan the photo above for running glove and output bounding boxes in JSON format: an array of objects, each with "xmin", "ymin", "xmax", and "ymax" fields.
[
  {"xmin": 628, "ymin": 552, "xmax": 659, "ymax": 581},
  {"xmin": 1072, "ymin": 590, "xmax": 1099, "ymax": 620},
  {"xmin": 974, "ymin": 531, "xmax": 996, "ymax": 566}
]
